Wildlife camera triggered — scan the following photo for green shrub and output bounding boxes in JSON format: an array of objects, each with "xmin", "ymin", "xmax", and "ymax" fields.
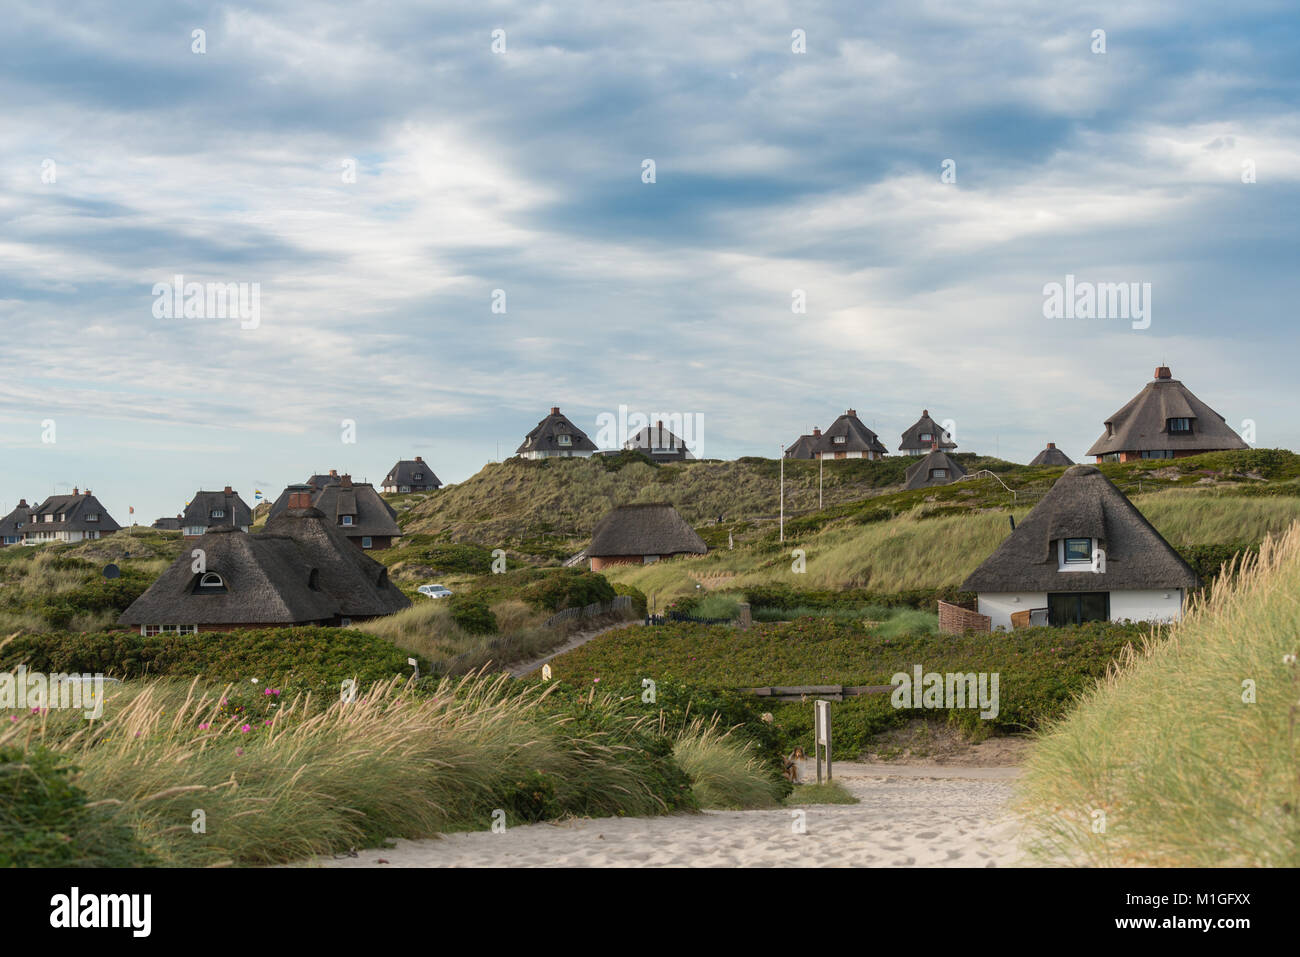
[
  {"xmin": 448, "ymin": 595, "xmax": 498, "ymax": 635},
  {"xmin": 0, "ymin": 746, "xmax": 153, "ymax": 867},
  {"xmin": 521, "ymin": 568, "xmax": 616, "ymax": 612},
  {"xmin": 612, "ymin": 582, "xmax": 648, "ymax": 617}
]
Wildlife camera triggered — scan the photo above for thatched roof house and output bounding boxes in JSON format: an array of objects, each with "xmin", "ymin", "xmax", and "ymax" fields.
[
  {"xmin": 22, "ymin": 490, "xmax": 120, "ymax": 544},
  {"xmin": 587, "ymin": 503, "xmax": 707, "ymax": 571},
  {"xmin": 381, "ymin": 456, "xmax": 442, "ymax": 493},
  {"xmin": 784, "ymin": 428, "xmax": 822, "ymax": 460},
  {"xmin": 1086, "ymin": 366, "xmax": 1248, "ymax": 462},
  {"xmin": 815, "ymin": 409, "xmax": 888, "ymax": 460},
  {"xmin": 899, "ymin": 410, "xmax": 956, "ymax": 457},
  {"xmin": 182, "ymin": 487, "xmax": 253, "ymax": 536},
  {"xmin": 0, "ymin": 499, "xmax": 33, "ymax": 546},
  {"xmin": 517, "ymin": 407, "xmax": 598, "ymax": 459},
  {"xmin": 151, "ymin": 515, "xmax": 183, "ymax": 531},
  {"xmin": 961, "ymin": 464, "xmax": 1197, "ymax": 630},
  {"xmin": 622, "ymin": 420, "xmax": 696, "ymax": 462},
  {"xmin": 1029, "ymin": 443, "xmax": 1074, "ymax": 467},
  {"xmin": 268, "ymin": 476, "xmax": 400, "ymax": 550},
  {"xmin": 119, "ymin": 489, "xmax": 410, "ymax": 634},
  {"xmin": 904, "ymin": 449, "xmax": 966, "ymax": 489}
]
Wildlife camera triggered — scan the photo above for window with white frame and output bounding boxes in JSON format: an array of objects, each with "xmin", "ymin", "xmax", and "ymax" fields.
[
  {"xmin": 1061, "ymin": 538, "xmax": 1093, "ymax": 568},
  {"xmin": 211, "ymin": 508, "xmax": 225, "ymax": 518},
  {"xmin": 558, "ymin": 434, "xmax": 572, "ymax": 446},
  {"xmin": 341, "ymin": 515, "xmax": 354, "ymax": 526},
  {"xmin": 361, "ymin": 536, "xmax": 373, "ymax": 549}
]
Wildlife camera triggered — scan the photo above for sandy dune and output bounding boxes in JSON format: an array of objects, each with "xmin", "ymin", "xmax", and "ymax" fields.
[{"xmin": 306, "ymin": 764, "xmax": 1024, "ymax": 868}]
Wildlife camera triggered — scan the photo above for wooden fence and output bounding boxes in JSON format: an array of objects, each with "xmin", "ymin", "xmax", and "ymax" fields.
[
  {"xmin": 543, "ymin": 594, "xmax": 634, "ymax": 628},
  {"xmin": 743, "ymin": 684, "xmax": 895, "ymax": 702}
]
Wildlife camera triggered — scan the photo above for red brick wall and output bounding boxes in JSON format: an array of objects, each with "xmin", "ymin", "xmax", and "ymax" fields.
[
  {"xmin": 938, "ymin": 600, "xmax": 991, "ymax": 635},
  {"xmin": 590, "ymin": 555, "xmax": 646, "ymax": 571}
]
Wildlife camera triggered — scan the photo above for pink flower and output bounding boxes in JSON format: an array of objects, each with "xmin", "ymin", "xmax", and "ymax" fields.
[
  {"xmin": 240, "ymin": 724, "xmax": 251, "ymax": 733},
  {"xmin": 235, "ymin": 747, "xmax": 244, "ymax": 756},
  {"xmin": 263, "ymin": 719, "xmax": 272, "ymax": 726},
  {"xmin": 198, "ymin": 723, "xmax": 210, "ymax": 730},
  {"xmin": 8, "ymin": 715, "xmax": 17, "ymax": 723}
]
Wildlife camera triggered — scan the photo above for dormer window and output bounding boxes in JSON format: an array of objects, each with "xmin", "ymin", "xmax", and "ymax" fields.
[
  {"xmin": 833, "ymin": 435, "xmax": 846, "ymax": 444},
  {"xmin": 413, "ymin": 472, "xmax": 423, "ymax": 480},
  {"xmin": 931, "ymin": 468, "xmax": 947, "ymax": 479},
  {"xmin": 920, "ymin": 433, "xmax": 932, "ymax": 443},
  {"xmin": 86, "ymin": 513, "xmax": 99, "ymax": 522},
  {"xmin": 1062, "ymin": 538, "xmax": 1093, "ymax": 565},
  {"xmin": 341, "ymin": 515, "xmax": 354, "ymax": 526},
  {"xmin": 558, "ymin": 434, "xmax": 572, "ymax": 446},
  {"xmin": 198, "ymin": 572, "xmax": 225, "ymax": 590},
  {"xmin": 1167, "ymin": 418, "xmax": 1192, "ymax": 433},
  {"xmin": 210, "ymin": 508, "xmax": 225, "ymax": 519}
]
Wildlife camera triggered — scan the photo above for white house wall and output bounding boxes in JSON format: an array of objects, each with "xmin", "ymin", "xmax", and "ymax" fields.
[
  {"xmin": 978, "ymin": 588, "xmax": 1185, "ymax": 629},
  {"xmin": 977, "ymin": 592, "xmax": 1047, "ymax": 631},
  {"xmin": 1110, "ymin": 589, "xmax": 1184, "ymax": 624}
]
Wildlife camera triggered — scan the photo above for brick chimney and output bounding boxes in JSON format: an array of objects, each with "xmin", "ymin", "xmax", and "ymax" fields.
[
  {"xmin": 340, "ymin": 473, "xmax": 353, "ymax": 489},
  {"xmin": 1046, "ymin": 442, "xmax": 1056, "ymax": 449},
  {"xmin": 414, "ymin": 456, "xmax": 423, "ymax": 463},
  {"xmin": 223, "ymin": 485, "xmax": 233, "ymax": 495},
  {"xmin": 846, "ymin": 408, "xmax": 857, "ymax": 417},
  {"xmin": 286, "ymin": 484, "xmax": 314, "ymax": 509},
  {"xmin": 550, "ymin": 406, "xmax": 560, "ymax": 415},
  {"xmin": 73, "ymin": 487, "xmax": 79, "ymax": 496},
  {"xmin": 1154, "ymin": 366, "xmax": 1172, "ymax": 380},
  {"xmin": 922, "ymin": 409, "xmax": 929, "ymax": 417},
  {"xmin": 328, "ymin": 469, "xmax": 338, "ymax": 477},
  {"xmin": 812, "ymin": 427, "xmax": 821, "ymax": 437}
]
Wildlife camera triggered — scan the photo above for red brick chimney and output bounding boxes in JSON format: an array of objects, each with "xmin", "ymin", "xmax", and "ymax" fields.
[
  {"xmin": 328, "ymin": 469, "xmax": 338, "ymax": 477},
  {"xmin": 340, "ymin": 474, "xmax": 353, "ymax": 489},
  {"xmin": 812, "ymin": 427, "xmax": 821, "ymax": 437},
  {"xmin": 1046, "ymin": 442, "xmax": 1056, "ymax": 449},
  {"xmin": 414, "ymin": 456, "xmax": 423, "ymax": 462},
  {"xmin": 286, "ymin": 485, "xmax": 314, "ymax": 509},
  {"xmin": 922, "ymin": 409, "xmax": 929, "ymax": 417},
  {"xmin": 1154, "ymin": 366, "xmax": 1171, "ymax": 380},
  {"xmin": 846, "ymin": 408, "xmax": 857, "ymax": 417},
  {"xmin": 73, "ymin": 487, "xmax": 79, "ymax": 496},
  {"xmin": 550, "ymin": 407, "xmax": 560, "ymax": 415},
  {"xmin": 223, "ymin": 485, "xmax": 233, "ymax": 495}
]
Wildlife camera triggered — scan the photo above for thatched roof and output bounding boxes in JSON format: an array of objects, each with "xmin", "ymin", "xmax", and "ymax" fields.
[
  {"xmin": 151, "ymin": 516, "xmax": 183, "ymax": 531},
  {"xmin": 961, "ymin": 465, "xmax": 1197, "ymax": 593},
  {"xmin": 904, "ymin": 449, "xmax": 966, "ymax": 489},
  {"xmin": 1029, "ymin": 443, "xmax": 1074, "ymax": 467},
  {"xmin": 1086, "ymin": 366, "xmax": 1249, "ymax": 457},
  {"xmin": 624, "ymin": 422, "xmax": 696, "ymax": 459},
  {"xmin": 383, "ymin": 457, "xmax": 442, "ymax": 489},
  {"xmin": 311, "ymin": 482, "xmax": 400, "ymax": 538},
  {"xmin": 588, "ymin": 504, "xmax": 707, "ymax": 558},
  {"xmin": 182, "ymin": 489, "xmax": 253, "ymax": 530},
  {"xmin": 516, "ymin": 407, "xmax": 597, "ymax": 454},
  {"xmin": 819, "ymin": 410, "xmax": 888, "ymax": 455},
  {"xmin": 784, "ymin": 429, "xmax": 821, "ymax": 460},
  {"xmin": 26, "ymin": 492, "xmax": 121, "ymax": 533},
  {"xmin": 119, "ymin": 508, "xmax": 410, "ymax": 626},
  {"xmin": 0, "ymin": 500, "xmax": 32, "ymax": 538},
  {"xmin": 899, "ymin": 410, "xmax": 956, "ymax": 453},
  {"xmin": 268, "ymin": 477, "xmax": 400, "ymax": 539}
]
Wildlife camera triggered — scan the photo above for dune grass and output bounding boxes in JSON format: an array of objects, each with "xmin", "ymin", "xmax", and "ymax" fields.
[
  {"xmin": 1018, "ymin": 521, "xmax": 1300, "ymax": 866},
  {"xmin": 670, "ymin": 716, "xmax": 787, "ymax": 810},
  {"xmin": 1, "ymin": 672, "xmax": 704, "ymax": 866}
]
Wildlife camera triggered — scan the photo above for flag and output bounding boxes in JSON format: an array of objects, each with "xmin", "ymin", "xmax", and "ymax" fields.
[{"xmin": 129, "ymin": 506, "xmax": 134, "ymax": 514}]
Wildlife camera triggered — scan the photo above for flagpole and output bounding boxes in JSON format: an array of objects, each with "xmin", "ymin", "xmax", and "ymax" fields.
[{"xmin": 779, "ymin": 446, "xmax": 785, "ymax": 544}]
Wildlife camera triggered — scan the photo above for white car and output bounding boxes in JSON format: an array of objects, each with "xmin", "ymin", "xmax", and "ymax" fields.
[{"xmin": 417, "ymin": 584, "xmax": 453, "ymax": 599}]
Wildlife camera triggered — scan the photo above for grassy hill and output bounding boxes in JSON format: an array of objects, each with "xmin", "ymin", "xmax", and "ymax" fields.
[{"xmin": 388, "ymin": 448, "xmax": 1300, "ymax": 569}]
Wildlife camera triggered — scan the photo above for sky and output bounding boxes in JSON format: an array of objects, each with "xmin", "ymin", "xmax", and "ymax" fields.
[{"xmin": 2, "ymin": 0, "xmax": 1298, "ymax": 522}]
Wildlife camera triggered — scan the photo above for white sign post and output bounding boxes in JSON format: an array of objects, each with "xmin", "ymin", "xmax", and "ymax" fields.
[{"xmin": 814, "ymin": 699, "xmax": 832, "ymax": 784}]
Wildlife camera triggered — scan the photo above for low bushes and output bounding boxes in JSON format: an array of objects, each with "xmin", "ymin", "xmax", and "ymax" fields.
[
  {"xmin": 448, "ymin": 594, "xmax": 498, "ymax": 635},
  {"xmin": 521, "ymin": 568, "xmax": 616, "ymax": 612},
  {"xmin": 0, "ymin": 627, "xmax": 421, "ymax": 698},
  {"xmin": 550, "ymin": 618, "xmax": 1145, "ymax": 757}
]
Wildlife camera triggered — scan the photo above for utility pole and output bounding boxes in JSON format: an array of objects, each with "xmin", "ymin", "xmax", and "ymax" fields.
[
  {"xmin": 779, "ymin": 446, "xmax": 785, "ymax": 544},
  {"xmin": 819, "ymin": 455, "xmax": 823, "ymax": 510}
]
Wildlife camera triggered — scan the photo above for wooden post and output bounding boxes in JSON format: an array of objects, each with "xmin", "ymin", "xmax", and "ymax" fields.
[
  {"xmin": 738, "ymin": 602, "xmax": 751, "ymax": 630},
  {"xmin": 814, "ymin": 699, "xmax": 832, "ymax": 784}
]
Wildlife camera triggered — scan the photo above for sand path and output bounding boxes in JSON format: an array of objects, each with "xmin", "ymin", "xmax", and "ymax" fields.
[
  {"xmin": 306, "ymin": 763, "xmax": 1025, "ymax": 868},
  {"xmin": 507, "ymin": 620, "xmax": 640, "ymax": 678}
]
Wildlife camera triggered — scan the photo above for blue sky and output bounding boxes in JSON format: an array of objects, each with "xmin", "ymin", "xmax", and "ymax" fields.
[{"xmin": 2, "ymin": 1, "xmax": 1298, "ymax": 522}]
